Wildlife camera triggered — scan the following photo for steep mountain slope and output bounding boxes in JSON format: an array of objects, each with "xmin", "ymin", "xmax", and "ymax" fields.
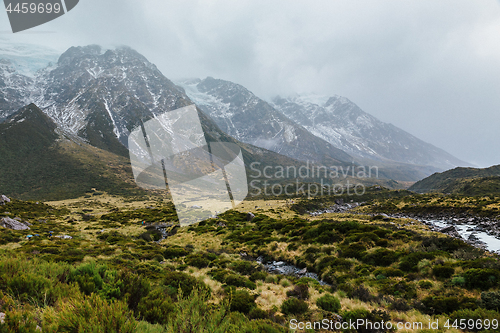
[
  {"xmin": 0, "ymin": 41, "xmax": 59, "ymax": 121},
  {"xmin": 271, "ymin": 94, "xmax": 469, "ymax": 170},
  {"xmin": 409, "ymin": 165, "xmax": 500, "ymax": 195},
  {"xmin": 1, "ymin": 44, "xmax": 437, "ymax": 193},
  {"xmin": 0, "ymin": 104, "xmax": 145, "ymax": 200},
  {"xmin": 177, "ymin": 77, "xmax": 352, "ymax": 165},
  {"xmin": 29, "ymin": 45, "xmax": 194, "ymax": 156},
  {"xmin": 1, "ymin": 47, "xmax": 328, "ymax": 198},
  {"xmin": 177, "ymin": 78, "xmax": 451, "ymax": 181}
]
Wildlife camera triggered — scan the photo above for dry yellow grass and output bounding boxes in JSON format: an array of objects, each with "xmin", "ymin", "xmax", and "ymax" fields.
[{"xmin": 255, "ymin": 282, "xmax": 290, "ymax": 312}]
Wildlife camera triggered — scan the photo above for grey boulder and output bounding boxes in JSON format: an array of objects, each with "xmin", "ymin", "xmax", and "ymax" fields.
[
  {"xmin": 0, "ymin": 217, "xmax": 30, "ymax": 230},
  {"xmin": 0, "ymin": 195, "xmax": 10, "ymax": 205}
]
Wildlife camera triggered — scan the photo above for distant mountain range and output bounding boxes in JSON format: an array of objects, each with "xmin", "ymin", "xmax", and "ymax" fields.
[
  {"xmin": 177, "ymin": 77, "xmax": 351, "ymax": 165},
  {"xmin": 0, "ymin": 45, "xmax": 310, "ymax": 199},
  {"xmin": 176, "ymin": 77, "xmax": 468, "ymax": 181},
  {"xmin": 271, "ymin": 94, "xmax": 469, "ymax": 171},
  {"xmin": 0, "ymin": 43, "xmax": 473, "ymax": 199}
]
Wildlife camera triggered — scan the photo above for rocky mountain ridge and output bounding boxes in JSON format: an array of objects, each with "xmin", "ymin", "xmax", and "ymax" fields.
[
  {"xmin": 177, "ymin": 77, "xmax": 352, "ymax": 165},
  {"xmin": 271, "ymin": 94, "xmax": 469, "ymax": 171}
]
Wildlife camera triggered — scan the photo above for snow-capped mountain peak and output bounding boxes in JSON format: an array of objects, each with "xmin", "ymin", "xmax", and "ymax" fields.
[
  {"xmin": 176, "ymin": 77, "xmax": 352, "ymax": 164},
  {"xmin": 271, "ymin": 93, "xmax": 469, "ymax": 170}
]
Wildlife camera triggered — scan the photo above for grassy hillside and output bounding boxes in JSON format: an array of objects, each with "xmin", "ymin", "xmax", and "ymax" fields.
[
  {"xmin": 0, "ymin": 104, "xmax": 146, "ymax": 200},
  {"xmin": 410, "ymin": 165, "xmax": 500, "ymax": 195}
]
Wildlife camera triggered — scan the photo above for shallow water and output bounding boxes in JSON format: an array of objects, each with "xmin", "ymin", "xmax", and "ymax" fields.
[{"xmin": 425, "ymin": 219, "xmax": 500, "ymax": 253}]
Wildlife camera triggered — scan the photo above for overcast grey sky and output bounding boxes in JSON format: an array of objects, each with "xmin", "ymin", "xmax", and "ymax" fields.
[{"xmin": 1, "ymin": 0, "xmax": 500, "ymax": 168}]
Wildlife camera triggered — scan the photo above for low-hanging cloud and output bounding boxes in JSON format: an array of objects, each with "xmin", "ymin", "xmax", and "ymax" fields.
[{"xmin": 1, "ymin": 0, "xmax": 499, "ymax": 167}]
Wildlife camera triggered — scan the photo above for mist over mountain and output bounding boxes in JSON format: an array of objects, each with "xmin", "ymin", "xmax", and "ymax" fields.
[
  {"xmin": 0, "ymin": 45, "xmax": 316, "ymax": 199},
  {"xmin": 177, "ymin": 77, "xmax": 352, "ymax": 165},
  {"xmin": 0, "ymin": 43, "xmax": 473, "ymax": 200},
  {"xmin": 271, "ymin": 94, "xmax": 470, "ymax": 171},
  {"xmin": 176, "ymin": 76, "xmax": 468, "ymax": 181}
]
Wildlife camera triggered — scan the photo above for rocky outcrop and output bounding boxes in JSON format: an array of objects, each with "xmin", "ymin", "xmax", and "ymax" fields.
[
  {"xmin": 438, "ymin": 225, "xmax": 463, "ymax": 239},
  {"xmin": 309, "ymin": 202, "xmax": 362, "ymax": 216},
  {"xmin": 0, "ymin": 217, "xmax": 30, "ymax": 230},
  {"xmin": 0, "ymin": 195, "xmax": 10, "ymax": 205}
]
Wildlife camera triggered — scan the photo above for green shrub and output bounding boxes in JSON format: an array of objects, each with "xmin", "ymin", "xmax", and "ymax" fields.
[
  {"xmin": 481, "ymin": 291, "xmax": 500, "ymax": 311},
  {"xmin": 185, "ymin": 253, "xmax": 211, "ymax": 268},
  {"xmin": 249, "ymin": 271, "xmax": 267, "ymax": 282},
  {"xmin": 422, "ymin": 296, "xmax": 477, "ymax": 315},
  {"xmin": 0, "ymin": 307, "xmax": 40, "ymax": 332},
  {"xmin": 373, "ymin": 267, "xmax": 404, "ymax": 277},
  {"xmin": 316, "ymin": 230, "xmax": 341, "ymax": 244},
  {"xmin": 421, "ymin": 236, "xmax": 469, "ymax": 252},
  {"xmin": 286, "ymin": 284, "xmax": 309, "ymax": 300},
  {"xmin": 248, "ymin": 307, "xmax": 268, "ymax": 320},
  {"xmin": 0, "ymin": 257, "xmax": 74, "ymax": 307},
  {"xmin": 163, "ymin": 245, "xmax": 190, "ymax": 259},
  {"xmin": 6, "ymin": 273, "xmax": 55, "ymax": 306},
  {"xmin": 165, "ymin": 289, "xmax": 286, "ymax": 333},
  {"xmin": 316, "ymin": 256, "xmax": 353, "ymax": 275},
  {"xmin": 449, "ymin": 308, "xmax": 500, "ymax": 332},
  {"xmin": 341, "ymin": 308, "xmax": 391, "ymax": 333},
  {"xmin": 363, "ymin": 248, "xmax": 398, "ymax": 266},
  {"xmin": 208, "ymin": 268, "xmax": 255, "ymax": 289},
  {"xmin": 99, "ymin": 270, "xmax": 124, "ymax": 300},
  {"xmin": 208, "ymin": 268, "xmax": 231, "ymax": 283},
  {"xmin": 280, "ymin": 278, "xmax": 291, "ymax": 288},
  {"xmin": 98, "ymin": 231, "xmax": 130, "ymax": 245},
  {"xmin": 134, "ymin": 321, "xmax": 167, "ymax": 333},
  {"xmin": 316, "ymin": 294, "xmax": 341, "ymax": 312},
  {"xmin": 44, "ymin": 293, "xmax": 136, "ymax": 333},
  {"xmin": 119, "ymin": 270, "xmax": 151, "ymax": 312},
  {"xmin": 230, "ymin": 260, "xmax": 258, "ymax": 275},
  {"xmin": 225, "ymin": 274, "xmax": 256, "ymax": 290},
  {"xmin": 134, "ymin": 262, "xmax": 162, "ymax": 278},
  {"xmin": 399, "ymin": 252, "xmax": 436, "ymax": 272},
  {"xmin": 281, "ymin": 297, "xmax": 308, "ymax": 315},
  {"xmin": 0, "ymin": 230, "xmax": 21, "ymax": 245},
  {"xmin": 418, "ymin": 280, "xmax": 433, "ymax": 289},
  {"xmin": 163, "ymin": 271, "xmax": 208, "ymax": 298},
  {"xmin": 433, "ymin": 265, "xmax": 455, "ymax": 279},
  {"xmin": 229, "ymin": 290, "xmax": 256, "ymax": 314},
  {"xmin": 265, "ymin": 275, "xmax": 277, "ymax": 284},
  {"xmin": 375, "ymin": 239, "xmax": 389, "ymax": 247},
  {"xmin": 351, "ymin": 285, "xmax": 373, "ymax": 302},
  {"xmin": 379, "ymin": 281, "xmax": 416, "ymax": 300},
  {"xmin": 451, "ymin": 276, "xmax": 466, "ymax": 287},
  {"xmin": 68, "ymin": 261, "xmax": 106, "ymax": 295},
  {"xmin": 137, "ymin": 289, "xmax": 175, "ymax": 325},
  {"xmin": 389, "ymin": 298, "xmax": 411, "ymax": 311},
  {"xmin": 464, "ymin": 268, "xmax": 500, "ymax": 290},
  {"xmin": 340, "ymin": 242, "xmax": 366, "ymax": 259}
]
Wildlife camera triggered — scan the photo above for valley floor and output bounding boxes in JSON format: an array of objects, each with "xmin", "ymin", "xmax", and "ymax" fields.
[{"xmin": 0, "ymin": 191, "xmax": 499, "ymax": 332}]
